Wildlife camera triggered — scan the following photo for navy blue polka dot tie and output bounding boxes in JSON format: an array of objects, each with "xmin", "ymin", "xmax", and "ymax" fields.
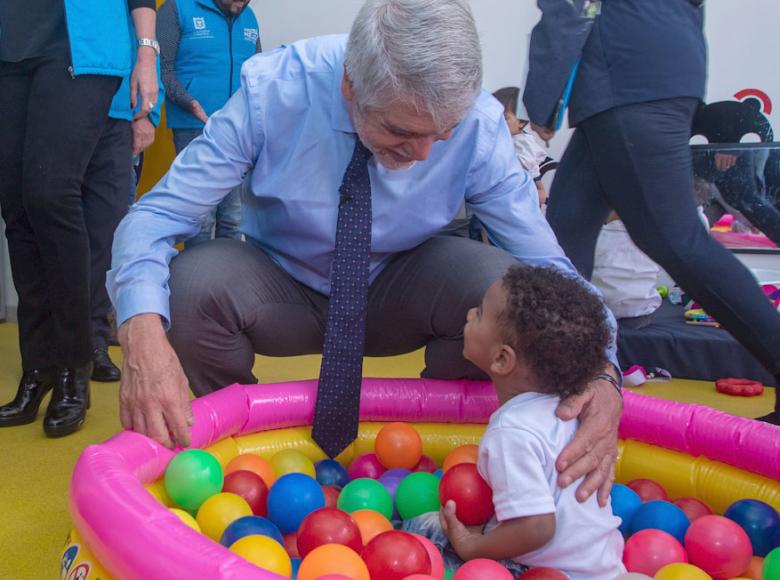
[{"xmin": 312, "ymin": 138, "xmax": 373, "ymax": 458}]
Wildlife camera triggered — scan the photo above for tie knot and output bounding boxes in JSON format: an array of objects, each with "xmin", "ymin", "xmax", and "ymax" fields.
[{"xmin": 355, "ymin": 138, "xmax": 373, "ymax": 163}]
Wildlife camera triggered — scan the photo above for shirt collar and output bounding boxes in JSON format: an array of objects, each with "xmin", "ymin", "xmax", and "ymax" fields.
[{"xmin": 330, "ymin": 56, "xmax": 355, "ymax": 133}]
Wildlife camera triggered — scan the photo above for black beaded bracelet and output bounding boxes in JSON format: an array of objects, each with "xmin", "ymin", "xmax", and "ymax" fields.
[{"xmin": 594, "ymin": 372, "xmax": 623, "ymax": 397}]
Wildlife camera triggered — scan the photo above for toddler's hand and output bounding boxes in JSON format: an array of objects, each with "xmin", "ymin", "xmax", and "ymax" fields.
[{"xmin": 440, "ymin": 500, "xmax": 476, "ymax": 559}]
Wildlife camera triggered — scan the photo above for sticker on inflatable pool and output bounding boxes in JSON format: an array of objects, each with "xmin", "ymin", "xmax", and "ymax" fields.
[{"xmin": 61, "ymin": 529, "xmax": 113, "ymax": 580}]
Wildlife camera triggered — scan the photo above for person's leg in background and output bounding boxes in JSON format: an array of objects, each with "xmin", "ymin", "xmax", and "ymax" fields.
[
  {"xmin": 172, "ymin": 128, "xmax": 217, "ymax": 247},
  {"xmin": 583, "ymin": 98, "xmax": 780, "ymax": 422},
  {"xmin": 545, "ymin": 128, "xmax": 613, "ymax": 278},
  {"xmin": 82, "ymin": 118, "xmax": 133, "ymax": 382},
  {"xmin": 213, "ymin": 181, "xmax": 244, "ymax": 241}
]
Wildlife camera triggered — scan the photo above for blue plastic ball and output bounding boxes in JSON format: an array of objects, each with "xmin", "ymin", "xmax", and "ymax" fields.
[
  {"xmin": 219, "ymin": 515, "xmax": 284, "ymax": 547},
  {"xmin": 291, "ymin": 557, "xmax": 301, "ymax": 579},
  {"xmin": 315, "ymin": 459, "xmax": 350, "ymax": 489},
  {"xmin": 610, "ymin": 483, "xmax": 642, "ymax": 535},
  {"xmin": 630, "ymin": 500, "xmax": 690, "ymax": 543},
  {"xmin": 267, "ymin": 473, "xmax": 325, "ymax": 534},
  {"xmin": 724, "ymin": 498, "xmax": 780, "ymax": 556},
  {"xmin": 434, "ymin": 468, "xmax": 443, "ymax": 479}
]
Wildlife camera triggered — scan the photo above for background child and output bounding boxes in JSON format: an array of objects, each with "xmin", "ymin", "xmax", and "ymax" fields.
[{"xmin": 403, "ymin": 264, "xmax": 625, "ymax": 579}]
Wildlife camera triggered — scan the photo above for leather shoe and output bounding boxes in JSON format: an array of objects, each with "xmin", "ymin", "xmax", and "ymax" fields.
[
  {"xmin": 0, "ymin": 368, "xmax": 57, "ymax": 427},
  {"xmin": 44, "ymin": 366, "xmax": 91, "ymax": 438},
  {"xmin": 91, "ymin": 347, "xmax": 121, "ymax": 382}
]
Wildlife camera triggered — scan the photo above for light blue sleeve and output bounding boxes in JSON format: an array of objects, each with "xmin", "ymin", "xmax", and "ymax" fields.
[
  {"xmin": 466, "ymin": 119, "xmax": 621, "ymax": 377},
  {"xmin": 108, "ymin": 84, "xmax": 263, "ymax": 328}
]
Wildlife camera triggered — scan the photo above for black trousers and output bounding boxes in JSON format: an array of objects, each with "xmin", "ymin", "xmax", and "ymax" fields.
[
  {"xmin": 0, "ymin": 52, "xmax": 119, "ymax": 370},
  {"xmin": 83, "ymin": 118, "xmax": 133, "ymax": 351},
  {"xmin": 547, "ymin": 98, "xmax": 780, "ymax": 400}
]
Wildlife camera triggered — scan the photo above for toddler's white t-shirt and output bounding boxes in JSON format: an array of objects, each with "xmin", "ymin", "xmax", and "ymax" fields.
[{"xmin": 478, "ymin": 392, "xmax": 626, "ymax": 579}]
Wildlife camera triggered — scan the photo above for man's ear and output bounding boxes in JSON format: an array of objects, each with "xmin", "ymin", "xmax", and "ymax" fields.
[
  {"xmin": 490, "ymin": 344, "xmax": 517, "ymax": 377},
  {"xmin": 342, "ymin": 69, "xmax": 354, "ymax": 102}
]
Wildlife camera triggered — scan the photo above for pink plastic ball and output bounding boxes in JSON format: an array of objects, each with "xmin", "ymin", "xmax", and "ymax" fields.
[
  {"xmin": 412, "ymin": 455, "xmax": 438, "ymax": 473},
  {"xmin": 627, "ymin": 479, "xmax": 669, "ymax": 502},
  {"xmin": 684, "ymin": 515, "xmax": 753, "ymax": 578},
  {"xmin": 454, "ymin": 559, "xmax": 514, "ymax": 579},
  {"xmin": 347, "ymin": 454, "xmax": 386, "ymax": 480},
  {"xmin": 623, "ymin": 529, "xmax": 688, "ymax": 576},
  {"xmin": 410, "ymin": 533, "xmax": 445, "ymax": 578},
  {"xmin": 518, "ymin": 567, "xmax": 569, "ymax": 579}
]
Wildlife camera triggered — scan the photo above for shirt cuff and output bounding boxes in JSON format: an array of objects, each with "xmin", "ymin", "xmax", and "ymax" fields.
[{"xmin": 114, "ymin": 283, "xmax": 171, "ymax": 331}]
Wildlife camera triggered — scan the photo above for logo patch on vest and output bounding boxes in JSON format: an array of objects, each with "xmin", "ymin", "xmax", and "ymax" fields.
[
  {"xmin": 193, "ymin": 16, "xmax": 206, "ymax": 30},
  {"xmin": 244, "ymin": 28, "xmax": 259, "ymax": 43}
]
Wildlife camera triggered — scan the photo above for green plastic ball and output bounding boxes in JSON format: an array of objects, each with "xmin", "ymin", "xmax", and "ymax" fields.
[
  {"xmin": 764, "ymin": 547, "xmax": 780, "ymax": 580},
  {"xmin": 395, "ymin": 472, "xmax": 440, "ymax": 520},
  {"xmin": 164, "ymin": 449, "xmax": 224, "ymax": 512},
  {"xmin": 336, "ymin": 478, "xmax": 393, "ymax": 520},
  {"xmin": 444, "ymin": 568, "xmax": 454, "ymax": 579}
]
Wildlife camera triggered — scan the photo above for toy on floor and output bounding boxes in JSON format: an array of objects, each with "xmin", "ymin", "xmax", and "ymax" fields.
[
  {"xmin": 715, "ymin": 378, "xmax": 765, "ymax": 397},
  {"xmin": 62, "ymin": 379, "xmax": 780, "ymax": 579}
]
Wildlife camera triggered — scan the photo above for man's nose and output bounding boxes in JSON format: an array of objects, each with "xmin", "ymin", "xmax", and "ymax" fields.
[{"xmin": 405, "ymin": 136, "xmax": 436, "ymax": 161}]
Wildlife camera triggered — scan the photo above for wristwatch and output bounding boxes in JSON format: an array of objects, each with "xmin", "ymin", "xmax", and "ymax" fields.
[{"xmin": 137, "ymin": 38, "xmax": 160, "ymax": 56}]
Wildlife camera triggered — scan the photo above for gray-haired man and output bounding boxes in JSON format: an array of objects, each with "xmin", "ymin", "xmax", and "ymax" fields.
[{"xmin": 109, "ymin": 0, "xmax": 622, "ymax": 504}]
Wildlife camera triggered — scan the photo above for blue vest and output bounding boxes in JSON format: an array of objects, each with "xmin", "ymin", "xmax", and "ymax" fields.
[
  {"xmin": 64, "ymin": 0, "xmax": 133, "ymax": 78},
  {"xmin": 165, "ymin": 0, "xmax": 259, "ymax": 129}
]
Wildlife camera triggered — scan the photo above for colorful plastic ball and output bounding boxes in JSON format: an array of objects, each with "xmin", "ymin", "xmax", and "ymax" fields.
[
  {"xmin": 724, "ymin": 499, "xmax": 780, "ymax": 557},
  {"xmin": 271, "ymin": 449, "xmax": 317, "ymax": 478},
  {"xmin": 291, "ymin": 557, "xmax": 301, "ymax": 578},
  {"xmin": 611, "ymin": 483, "xmax": 643, "ymax": 535},
  {"xmin": 763, "ymin": 547, "xmax": 780, "ymax": 580},
  {"xmin": 404, "ymin": 576, "xmax": 439, "ymax": 580},
  {"xmin": 296, "ymin": 508, "xmax": 362, "ymax": 558},
  {"xmin": 225, "ymin": 453, "xmax": 276, "ymax": 488},
  {"xmin": 434, "ymin": 468, "xmax": 443, "ymax": 479},
  {"xmin": 444, "ymin": 569, "xmax": 454, "ymax": 580},
  {"xmin": 453, "ymin": 558, "xmax": 514, "ymax": 579},
  {"xmin": 742, "ymin": 555, "xmax": 764, "ymax": 580},
  {"xmin": 229, "ymin": 534, "xmax": 292, "ymax": 576},
  {"xmin": 518, "ymin": 567, "xmax": 568, "ymax": 578},
  {"xmin": 627, "ymin": 478, "xmax": 669, "ymax": 502},
  {"xmin": 378, "ymin": 468, "xmax": 411, "ymax": 519},
  {"xmin": 685, "ymin": 515, "xmax": 754, "ymax": 578},
  {"xmin": 362, "ymin": 531, "xmax": 432, "ymax": 579},
  {"xmin": 315, "ymin": 576, "xmax": 352, "ymax": 580},
  {"xmin": 196, "ymin": 492, "xmax": 253, "ymax": 541},
  {"xmin": 351, "ymin": 509, "xmax": 393, "ymax": 545},
  {"xmin": 396, "ymin": 472, "xmax": 441, "ymax": 520},
  {"xmin": 169, "ymin": 508, "xmax": 201, "ymax": 533},
  {"xmin": 315, "ymin": 459, "xmax": 350, "ymax": 489},
  {"xmin": 412, "ymin": 455, "xmax": 438, "ymax": 473},
  {"xmin": 223, "ymin": 470, "xmax": 269, "ymax": 516},
  {"xmin": 164, "ymin": 449, "xmax": 224, "ymax": 512},
  {"xmin": 337, "ymin": 478, "xmax": 394, "ymax": 520},
  {"xmin": 673, "ymin": 498, "xmax": 713, "ymax": 523},
  {"xmin": 442, "ymin": 444, "xmax": 479, "ymax": 473},
  {"xmin": 267, "ymin": 473, "xmax": 326, "ymax": 534},
  {"xmin": 284, "ymin": 532, "xmax": 300, "ymax": 558},
  {"xmin": 630, "ymin": 500, "xmax": 691, "ymax": 543},
  {"xmin": 611, "ymin": 575, "xmax": 652, "ymax": 580},
  {"xmin": 322, "ymin": 485, "xmax": 340, "ymax": 508},
  {"xmin": 410, "ymin": 533, "xmax": 445, "ymax": 578},
  {"xmin": 297, "ymin": 543, "xmax": 370, "ymax": 580},
  {"xmin": 347, "ymin": 453, "xmax": 387, "ymax": 480},
  {"xmin": 220, "ymin": 515, "xmax": 284, "ymax": 547},
  {"xmin": 623, "ymin": 529, "xmax": 688, "ymax": 576},
  {"xmin": 438, "ymin": 463, "xmax": 494, "ymax": 526},
  {"xmin": 374, "ymin": 422, "xmax": 423, "ymax": 470},
  {"xmin": 654, "ymin": 563, "xmax": 713, "ymax": 580}
]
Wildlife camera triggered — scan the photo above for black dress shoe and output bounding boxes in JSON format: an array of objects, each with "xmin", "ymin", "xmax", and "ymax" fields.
[
  {"xmin": 0, "ymin": 368, "xmax": 57, "ymax": 427},
  {"xmin": 91, "ymin": 348, "xmax": 121, "ymax": 382},
  {"xmin": 757, "ymin": 411, "xmax": 780, "ymax": 426},
  {"xmin": 43, "ymin": 366, "xmax": 91, "ymax": 438}
]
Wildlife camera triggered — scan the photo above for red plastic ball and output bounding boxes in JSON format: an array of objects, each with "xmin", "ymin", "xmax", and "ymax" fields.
[
  {"xmin": 347, "ymin": 454, "xmax": 387, "ymax": 480},
  {"xmin": 296, "ymin": 507, "xmax": 362, "ymax": 558},
  {"xmin": 409, "ymin": 533, "xmax": 445, "ymax": 578},
  {"xmin": 627, "ymin": 479, "xmax": 669, "ymax": 502},
  {"xmin": 322, "ymin": 485, "xmax": 340, "ymax": 508},
  {"xmin": 684, "ymin": 515, "xmax": 753, "ymax": 578},
  {"xmin": 438, "ymin": 463, "xmax": 494, "ymax": 526},
  {"xmin": 518, "ymin": 567, "xmax": 569, "ymax": 579},
  {"xmin": 623, "ymin": 529, "xmax": 688, "ymax": 576},
  {"xmin": 222, "ymin": 470, "xmax": 269, "ymax": 516},
  {"xmin": 412, "ymin": 455, "xmax": 438, "ymax": 473},
  {"xmin": 673, "ymin": 497, "xmax": 713, "ymax": 522},
  {"xmin": 453, "ymin": 559, "xmax": 514, "ymax": 579},
  {"xmin": 283, "ymin": 532, "xmax": 299, "ymax": 558},
  {"xmin": 361, "ymin": 530, "xmax": 431, "ymax": 580}
]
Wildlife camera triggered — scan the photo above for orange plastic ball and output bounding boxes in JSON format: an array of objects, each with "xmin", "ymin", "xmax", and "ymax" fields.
[
  {"xmin": 297, "ymin": 543, "xmax": 370, "ymax": 580},
  {"xmin": 225, "ymin": 453, "xmax": 276, "ymax": 488},
  {"xmin": 351, "ymin": 509, "xmax": 393, "ymax": 545},
  {"xmin": 740, "ymin": 556, "xmax": 763, "ymax": 580},
  {"xmin": 374, "ymin": 422, "xmax": 423, "ymax": 470},
  {"xmin": 442, "ymin": 444, "xmax": 479, "ymax": 473}
]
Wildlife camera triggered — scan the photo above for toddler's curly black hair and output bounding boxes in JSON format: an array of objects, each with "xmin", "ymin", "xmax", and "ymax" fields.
[{"xmin": 500, "ymin": 264, "xmax": 611, "ymax": 399}]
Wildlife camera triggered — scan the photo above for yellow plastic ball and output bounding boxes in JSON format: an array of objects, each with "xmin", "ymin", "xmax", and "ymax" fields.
[
  {"xmin": 196, "ymin": 492, "xmax": 252, "ymax": 541},
  {"xmin": 655, "ymin": 563, "xmax": 713, "ymax": 580},
  {"xmin": 271, "ymin": 449, "xmax": 316, "ymax": 478},
  {"xmin": 170, "ymin": 508, "xmax": 201, "ymax": 533},
  {"xmin": 230, "ymin": 535, "xmax": 292, "ymax": 576}
]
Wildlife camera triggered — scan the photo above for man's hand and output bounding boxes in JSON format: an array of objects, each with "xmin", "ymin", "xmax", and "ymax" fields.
[
  {"xmin": 439, "ymin": 501, "xmax": 481, "ymax": 561},
  {"xmin": 131, "ymin": 48, "xmax": 159, "ymax": 120},
  {"xmin": 714, "ymin": 152, "xmax": 738, "ymax": 172},
  {"xmin": 190, "ymin": 99, "xmax": 209, "ymax": 124},
  {"xmin": 531, "ymin": 122, "xmax": 555, "ymax": 145},
  {"xmin": 118, "ymin": 313, "xmax": 193, "ymax": 448},
  {"xmin": 555, "ymin": 371, "xmax": 623, "ymax": 506},
  {"xmin": 132, "ymin": 116, "xmax": 156, "ymax": 156}
]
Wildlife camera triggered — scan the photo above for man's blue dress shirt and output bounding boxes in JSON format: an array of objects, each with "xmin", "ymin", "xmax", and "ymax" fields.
[{"xmin": 108, "ymin": 34, "xmax": 617, "ymax": 366}]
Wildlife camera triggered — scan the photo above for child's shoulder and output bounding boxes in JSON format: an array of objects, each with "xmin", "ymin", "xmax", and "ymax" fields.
[{"xmin": 487, "ymin": 393, "xmax": 577, "ymax": 446}]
